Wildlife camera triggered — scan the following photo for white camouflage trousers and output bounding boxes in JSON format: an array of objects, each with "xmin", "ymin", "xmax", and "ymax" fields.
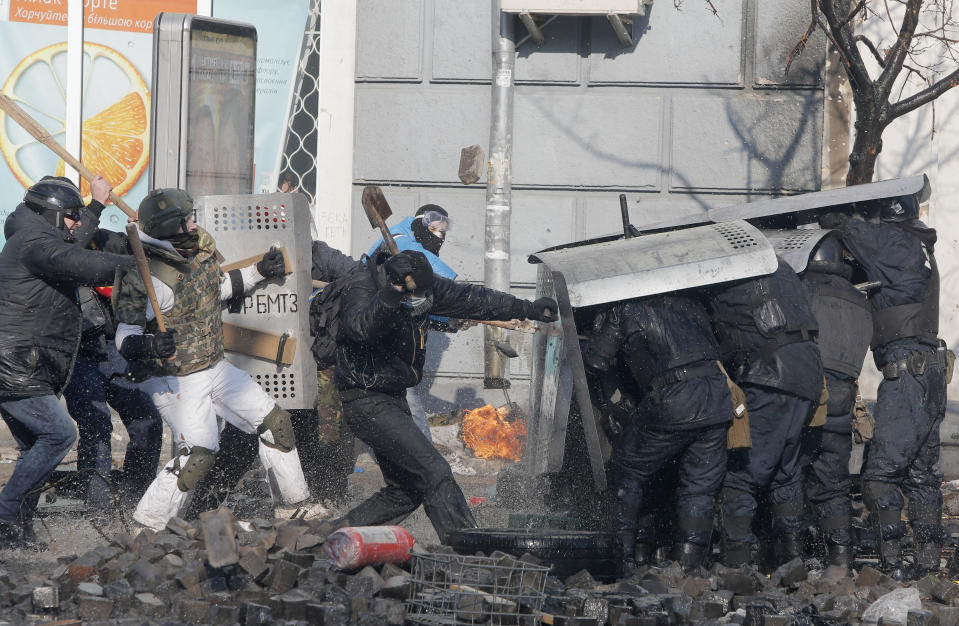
[{"xmin": 133, "ymin": 359, "xmax": 309, "ymax": 529}]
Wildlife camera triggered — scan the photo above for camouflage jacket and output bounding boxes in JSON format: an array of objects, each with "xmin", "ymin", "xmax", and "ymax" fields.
[{"xmin": 113, "ymin": 228, "xmax": 224, "ymax": 376}]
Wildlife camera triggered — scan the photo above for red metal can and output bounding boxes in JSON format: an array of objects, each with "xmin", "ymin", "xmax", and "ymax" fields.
[{"xmin": 324, "ymin": 526, "xmax": 415, "ymax": 570}]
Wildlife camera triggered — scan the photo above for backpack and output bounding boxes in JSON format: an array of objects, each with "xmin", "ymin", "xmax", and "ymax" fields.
[{"xmin": 309, "ymin": 263, "xmax": 363, "ymax": 370}]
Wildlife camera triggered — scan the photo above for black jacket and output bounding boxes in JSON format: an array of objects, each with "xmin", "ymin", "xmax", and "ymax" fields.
[
  {"xmin": 618, "ymin": 294, "xmax": 732, "ymax": 431},
  {"xmin": 311, "ymin": 240, "xmax": 359, "ymax": 283},
  {"xmin": 0, "ymin": 205, "xmax": 132, "ymax": 399},
  {"xmin": 334, "ymin": 260, "xmax": 524, "ymax": 395},
  {"xmin": 708, "ymin": 259, "xmax": 824, "ymax": 401}
]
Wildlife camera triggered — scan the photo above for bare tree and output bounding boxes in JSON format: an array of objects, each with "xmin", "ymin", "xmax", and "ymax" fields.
[{"xmin": 790, "ymin": 0, "xmax": 959, "ymax": 184}]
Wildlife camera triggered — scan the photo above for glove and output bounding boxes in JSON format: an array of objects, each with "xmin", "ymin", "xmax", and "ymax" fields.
[
  {"xmin": 256, "ymin": 248, "xmax": 286, "ymax": 279},
  {"xmin": 523, "ymin": 297, "xmax": 558, "ymax": 322},
  {"xmin": 384, "ymin": 252, "xmax": 415, "ymax": 287},
  {"xmin": 384, "ymin": 251, "xmax": 434, "ymax": 294},
  {"xmin": 152, "ymin": 331, "xmax": 177, "ymax": 358},
  {"xmin": 119, "ymin": 330, "xmax": 177, "ymax": 360}
]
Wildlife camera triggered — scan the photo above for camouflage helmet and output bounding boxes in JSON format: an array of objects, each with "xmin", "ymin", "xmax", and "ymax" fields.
[{"xmin": 138, "ymin": 188, "xmax": 194, "ymax": 239}]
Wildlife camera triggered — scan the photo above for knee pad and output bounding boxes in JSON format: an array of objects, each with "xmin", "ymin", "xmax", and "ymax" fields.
[
  {"xmin": 175, "ymin": 446, "xmax": 216, "ymax": 492},
  {"xmin": 258, "ymin": 405, "xmax": 296, "ymax": 452}
]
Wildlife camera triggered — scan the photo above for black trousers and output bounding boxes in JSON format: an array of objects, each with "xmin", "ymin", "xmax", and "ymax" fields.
[{"xmin": 340, "ymin": 389, "xmax": 476, "ymax": 543}]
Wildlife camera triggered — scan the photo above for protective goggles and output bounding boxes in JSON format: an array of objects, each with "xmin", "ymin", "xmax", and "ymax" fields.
[{"xmin": 421, "ymin": 211, "xmax": 452, "ymax": 232}]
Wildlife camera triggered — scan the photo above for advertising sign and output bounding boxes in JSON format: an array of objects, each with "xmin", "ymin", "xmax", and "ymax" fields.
[{"xmin": 0, "ymin": 0, "xmax": 197, "ymax": 243}]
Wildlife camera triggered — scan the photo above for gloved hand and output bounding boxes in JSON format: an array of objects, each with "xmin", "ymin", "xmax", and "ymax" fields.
[
  {"xmin": 119, "ymin": 330, "xmax": 177, "ymax": 361},
  {"xmin": 256, "ymin": 248, "xmax": 286, "ymax": 279},
  {"xmin": 524, "ymin": 297, "xmax": 558, "ymax": 322},
  {"xmin": 384, "ymin": 251, "xmax": 434, "ymax": 294},
  {"xmin": 384, "ymin": 252, "xmax": 415, "ymax": 287},
  {"xmin": 152, "ymin": 331, "xmax": 177, "ymax": 358}
]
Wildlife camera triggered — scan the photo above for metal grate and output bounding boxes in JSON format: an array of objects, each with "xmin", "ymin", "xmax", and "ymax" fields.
[
  {"xmin": 210, "ymin": 204, "xmax": 289, "ymax": 232},
  {"xmin": 276, "ymin": 0, "xmax": 321, "ymax": 203},
  {"xmin": 406, "ymin": 553, "xmax": 550, "ymax": 625},
  {"xmin": 774, "ymin": 231, "xmax": 819, "ymax": 250},
  {"xmin": 713, "ymin": 222, "xmax": 759, "ymax": 249},
  {"xmin": 255, "ymin": 373, "xmax": 297, "ymax": 401}
]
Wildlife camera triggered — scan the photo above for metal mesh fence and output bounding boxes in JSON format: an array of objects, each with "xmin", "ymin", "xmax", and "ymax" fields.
[
  {"xmin": 406, "ymin": 553, "xmax": 550, "ymax": 625},
  {"xmin": 276, "ymin": 0, "xmax": 321, "ymax": 204}
]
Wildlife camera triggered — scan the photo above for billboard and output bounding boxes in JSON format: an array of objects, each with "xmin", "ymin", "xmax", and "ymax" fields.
[{"xmin": 0, "ymin": 0, "xmax": 196, "ymax": 241}]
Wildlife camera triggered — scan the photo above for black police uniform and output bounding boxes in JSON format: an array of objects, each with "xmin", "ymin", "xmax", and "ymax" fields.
[
  {"xmin": 839, "ymin": 217, "xmax": 946, "ymax": 576},
  {"xmin": 798, "ymin": 242, "xmax": 871, "ymax": 565},
  {"xmin": 588, "ymin": 294, "xmax": 733, "ymax": 573},
  {"xmin": 708, "ymin": 259, "xmax": 824, "ymax": 567}
]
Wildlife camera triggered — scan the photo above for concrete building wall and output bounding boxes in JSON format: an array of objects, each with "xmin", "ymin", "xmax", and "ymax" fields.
[{"xmin": 348, "ymin": 0, "xmax": 826, "ymax": 412}]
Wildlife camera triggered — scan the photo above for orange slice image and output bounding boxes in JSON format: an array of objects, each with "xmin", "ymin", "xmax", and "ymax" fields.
[{"xmin": 0, "ymin": 41, "xmax": 150, "ymax": 201}]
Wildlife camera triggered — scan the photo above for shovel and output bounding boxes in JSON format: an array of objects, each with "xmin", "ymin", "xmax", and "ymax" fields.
[{"xmin": 361, "ymin": 185, "xmax": 417, "ymax": 292}]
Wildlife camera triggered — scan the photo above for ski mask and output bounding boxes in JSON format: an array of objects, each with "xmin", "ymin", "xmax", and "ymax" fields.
[{"xmin": 412, "ymin": 204, "xmax": 450, "ymax": 255}]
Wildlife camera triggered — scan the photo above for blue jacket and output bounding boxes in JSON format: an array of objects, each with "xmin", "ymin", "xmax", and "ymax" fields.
[
  {"xmin": 367, "ymin": 217, "xmax": 457, "ymax": 280},
  {"xmin": 368, "ymin": 217, "xmax": 457, "ymax": 325}
]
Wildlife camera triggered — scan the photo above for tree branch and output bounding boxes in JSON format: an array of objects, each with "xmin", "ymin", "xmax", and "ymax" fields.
[
  {"xmin": 819, "ymin": 0, "xmax": 874, "ymax": 93},
  {"xmin": 876, "ymin": 0, "xmax": 924, "ymax": 102},
  {"xmin": 855, "ymin": 34, "xmax": 887, "ymax": 66},
  {"xmin": 889, "ymin": 66, "xmax": 959, "ymax": 118}
]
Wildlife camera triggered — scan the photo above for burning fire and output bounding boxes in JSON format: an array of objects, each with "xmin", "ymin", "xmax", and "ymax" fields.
[{"xmin": 461, "ymin": 404, "xmax": 527, "ymax": 462}]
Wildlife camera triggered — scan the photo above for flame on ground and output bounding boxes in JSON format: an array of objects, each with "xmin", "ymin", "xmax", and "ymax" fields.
[{"xmin": 461, "ymin": 404, "xmax": 527, "ymax": 462}]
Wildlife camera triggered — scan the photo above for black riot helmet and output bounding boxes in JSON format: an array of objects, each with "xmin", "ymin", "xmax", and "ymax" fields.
[
  {"xmin": 880, "ymin": 195, "xmax": 920, "ymax": 222},
  {"xmin": 23, "ymin": 176, "xmax": 84, "ymax": 230},
  {"xmin": 807, "ymin": 232, "xmax": 851, "ymax": 279}
]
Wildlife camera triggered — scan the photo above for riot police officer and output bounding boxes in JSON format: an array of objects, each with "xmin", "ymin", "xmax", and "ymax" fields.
[
  {"xmin": 797, "ymin": 233, "xmax": 871, "ymax": 567},
  {"xmin": 585, "ymin": 293, "xmax": 734, "ymax": 574},
  {"xmin": 707, "ymin": 259, "xmax": 824, "ymax": 568},
  {"xmin": 823, "ymin": 195, "xmax": 946, "ymax": 579}
]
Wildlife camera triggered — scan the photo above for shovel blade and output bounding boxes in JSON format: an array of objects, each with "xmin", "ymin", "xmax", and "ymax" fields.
[{"xmin": 361, "ymin": 185, "xmax": 392, "ymax": 228}]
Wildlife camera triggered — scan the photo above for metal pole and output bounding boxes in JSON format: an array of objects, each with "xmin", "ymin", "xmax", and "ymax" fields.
[{"xmin": 484, "ymin": 1, "xmax": 516, "ymax": 390}]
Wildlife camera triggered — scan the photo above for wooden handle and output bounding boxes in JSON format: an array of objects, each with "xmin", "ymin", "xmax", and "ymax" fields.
[
  {"xmin": 125, "ymin": 223, "xmax": 166, "ymax": 333},
  {"xmin": 367, "ymin": 205, "xmax": 416, "ymax": 291},
  {"xmin": 476, "ymin": 319, "xmax": 537, "ymax": 333},
  {"xmin": 0, "ymin": 94, "xmax": 136, "ymax": 218}
]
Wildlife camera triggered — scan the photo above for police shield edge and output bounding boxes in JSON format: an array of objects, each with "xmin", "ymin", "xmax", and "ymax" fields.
[{"xmin": 708, "ymin": 174, "xmax": 930, "ymax": 225}]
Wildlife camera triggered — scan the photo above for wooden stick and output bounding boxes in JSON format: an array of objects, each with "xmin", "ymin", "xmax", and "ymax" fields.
[
  {"xmin": 0, "ymin": 94, "xmax": 136, "ymax": 218},
  {"xmin": 125, "ymin": 224, "xmax": 166, "ymax": 333}
]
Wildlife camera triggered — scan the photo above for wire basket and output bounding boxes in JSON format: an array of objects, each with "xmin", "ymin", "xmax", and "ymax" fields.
[{"xmin": 406, "ymin": 552, "xmax": 551, "ymax": 625}]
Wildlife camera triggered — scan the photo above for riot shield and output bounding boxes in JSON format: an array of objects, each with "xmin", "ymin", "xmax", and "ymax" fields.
[
  {"xmin": 709, "ymin": 174, "xmax": 929, "ymax": 224},
  {"xmin": 529, "ymin": 220, "xmax": 778, "ymax": 308},
  {"xmin": 762, "ymin": 228, "xmax": 833, "ymax": 273},
  {"xmin": 194, "ymin": 192, "xmax": 317, "ymax": 410},
  {"xmin": 527, "ymin": 265, "xmax": 606, "ymax": 492}
]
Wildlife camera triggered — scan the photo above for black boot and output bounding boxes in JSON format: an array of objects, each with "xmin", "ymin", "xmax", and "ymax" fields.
[
  {"xmin": 826, "ymin": 544, "xmax": 853, "ymax": 568},
  {"xmin": 773, "ymin": 534, "xmax": 803, "ymax": 566},
  {"xmin": 674, "ymin": 542, "xmax": 709, "ymax": 573},
  {"xmin": 877, "ymin": 539, "xmax": 907, "ymax": 581},
  {"xmin": 722, "ymin": 541, "xmax": 753, "ymax": 568},
  {"xmin": 913, "ymin": 540, "xmax": 942, "ymax": 578},
  {"xmin": 618, "ymin": 530, "xmax": 638, "ymax": 578},
  {"xmin": 0, "ymin": 519, "xmax": 19, "ymax": 549},
  {"xmin": 634, "ymin": 541, "xmax": 655, "ymax": 569}
]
